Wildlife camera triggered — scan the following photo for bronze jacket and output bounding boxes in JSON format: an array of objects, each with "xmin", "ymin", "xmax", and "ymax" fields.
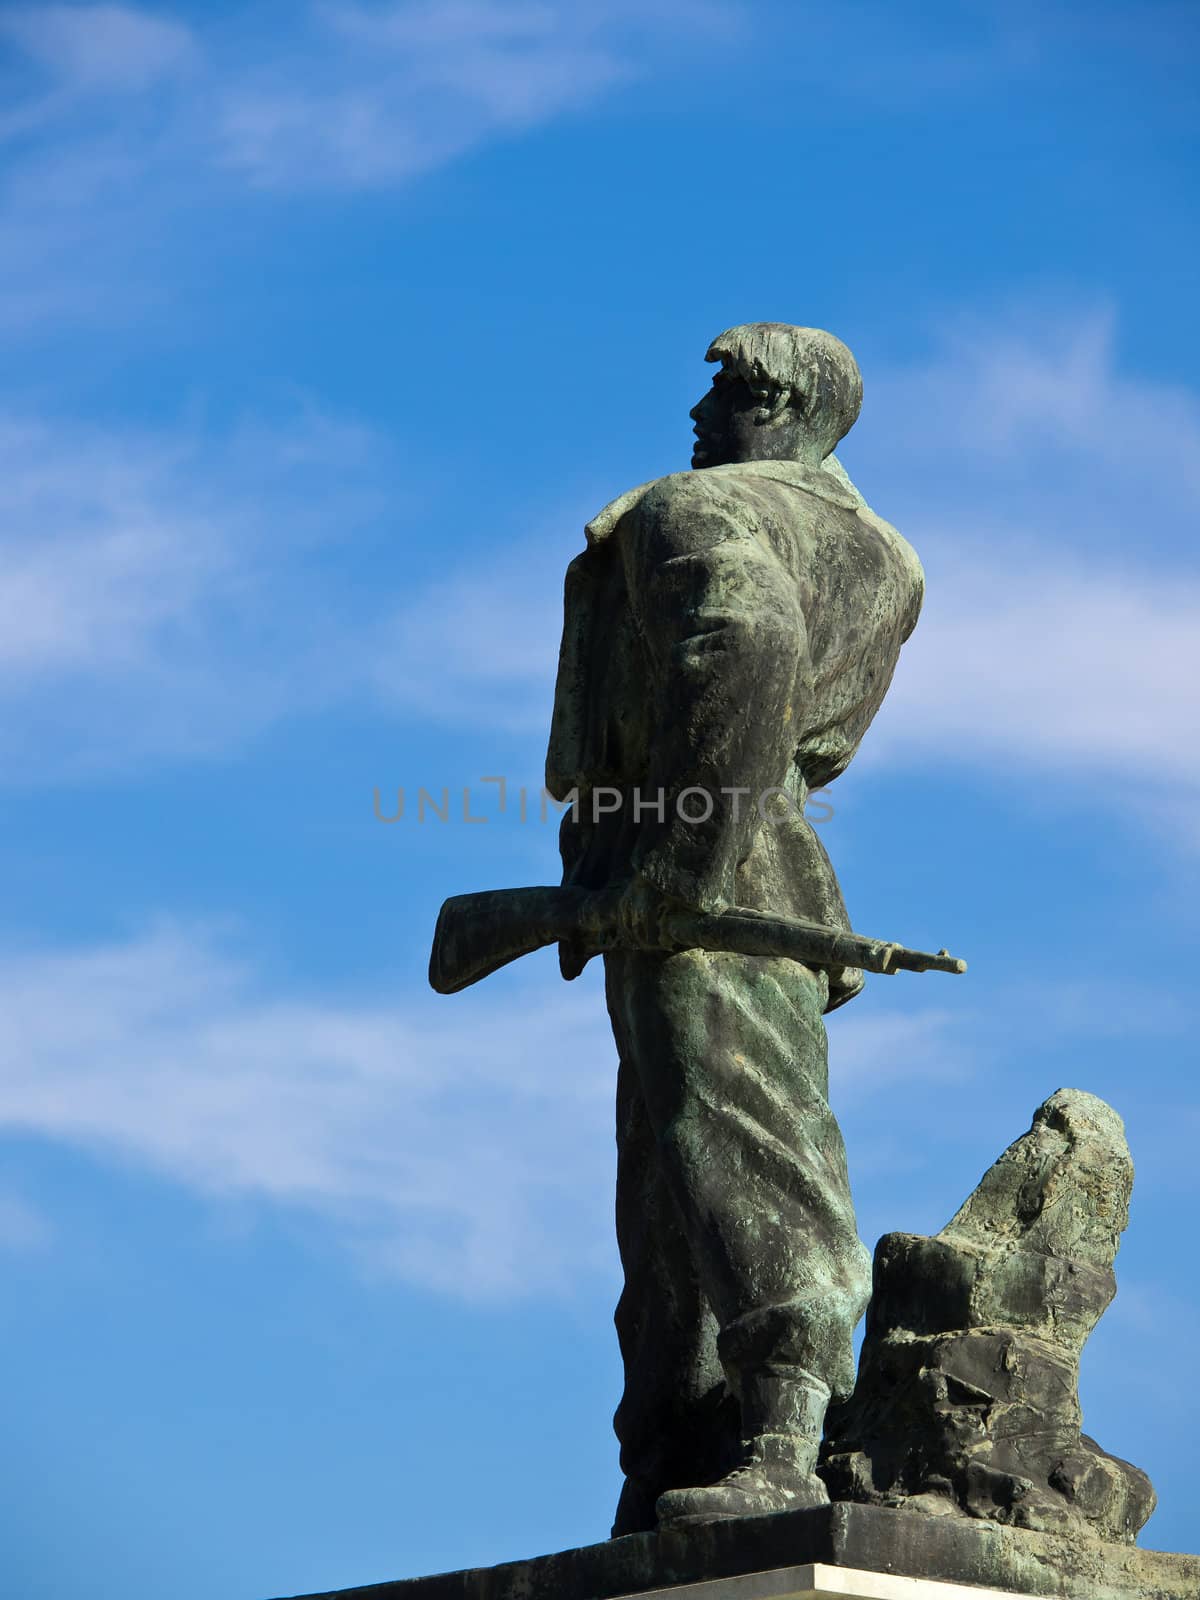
[{"xmin": 545, "ymin": 458, "xmax": 923, "ymax": 1011}]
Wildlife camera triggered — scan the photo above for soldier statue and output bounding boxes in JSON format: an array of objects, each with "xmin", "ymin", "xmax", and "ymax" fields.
[{"xmin": 431, "ymin": 324, "xmax": 940, "ymax": 1534}]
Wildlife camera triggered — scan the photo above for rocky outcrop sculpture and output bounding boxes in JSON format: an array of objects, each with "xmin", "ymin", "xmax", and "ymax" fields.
[{"xmin": 821, "ymin": 1088, "xmax": 1156, "ymax": 1543}]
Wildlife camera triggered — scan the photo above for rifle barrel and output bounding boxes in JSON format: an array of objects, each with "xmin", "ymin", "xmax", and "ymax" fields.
[{"xmin": 663, "ymin": 909, "xmax": 967, "ymax": 977}]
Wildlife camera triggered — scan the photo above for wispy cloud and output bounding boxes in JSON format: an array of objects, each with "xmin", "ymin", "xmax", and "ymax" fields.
[
  {"xmin": 0, "ymin": 415, "xmax": 231, "ymax": 678},
  {"xmin": 0, "ymin": 4, "xmax": 196, "ymax": 94},
  {"xmin": 0, "ymin": 399, "xmax": 582, "ymax": 776},
  {"xmin": 0, "ymin": 920, "xmax": 975, "ymax": 1298},
  {"xmin": 11, "ymin": 0, "xmax": 1144, "ymax": 201},
  {"xmin": 864, "ymin": 305, "xmax": 1200, "ymax": 533},
  {"xmin": 876, "ymin": 551, "xmax": 1200, "ymax": 791},
  {"xmin": 0, "ymin": 407, "xmax": 396, "ymax": 778},
  {"xmin": 0, "ymin": 7, "xmax": 202, "ymax": 323},
  {"xmin": 370, "ymin": 543, "xmax": 565, "ymax": 733},
  {"xmin": 0, "ymin": 921, "xmax": 617, "ymax": 1297},
  {"xmin": 219, "ymin": 1, "xmax": 653, "ymax": 190},
  {"xmin": 829, "ymin": 1005, "xmax": 973, "ymax": 1106},
  {"xmin": 852, "ymin": 308, "xmax": 1200, "ymax": 817},
  {"xmin": 0, "ymin": 1, "xmax": 739, "ymax": 332}
]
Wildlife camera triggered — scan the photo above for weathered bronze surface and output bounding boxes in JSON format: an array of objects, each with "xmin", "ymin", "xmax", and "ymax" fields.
[{"xmin": 434, "ymin": 326, "xmax": 947, "ymax": 1533}]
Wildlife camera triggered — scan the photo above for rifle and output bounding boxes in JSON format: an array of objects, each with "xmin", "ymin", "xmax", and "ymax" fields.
[{"xmin": 429, "ymin": 885, "xmax": 966, "ymax": 996}]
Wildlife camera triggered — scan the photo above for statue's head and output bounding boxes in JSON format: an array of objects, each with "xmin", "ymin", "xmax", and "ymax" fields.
[{"xmin": 690, "ymin": 323, "xmax": 863, "ymax": 470}]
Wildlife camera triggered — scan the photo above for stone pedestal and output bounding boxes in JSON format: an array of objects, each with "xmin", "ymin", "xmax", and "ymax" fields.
[{"xmin": 276, "ymin": 1504, "xmax": 1200, "ymax": 1600}]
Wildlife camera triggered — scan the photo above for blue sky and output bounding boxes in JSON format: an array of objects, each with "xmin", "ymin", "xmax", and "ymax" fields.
[{"xmin": 0, "ymin": 2, "xmax": 1197, "ymax": 1595}]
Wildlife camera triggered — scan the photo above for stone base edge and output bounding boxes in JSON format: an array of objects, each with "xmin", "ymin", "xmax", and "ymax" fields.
[{"xmin": 275, "ymin": 1503, "xmax": 1200, "ymax": 1600}]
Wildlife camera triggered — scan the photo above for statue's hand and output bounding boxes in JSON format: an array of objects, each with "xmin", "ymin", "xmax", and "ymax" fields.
[
  {"xmin": 588, "ymin": 878, "xmax": 728, "ymax": 953},
  {"xmin": 608, "ymin": 877, "xmax": 698, "ymax": 951},
  {"xmin": 561, "ymin": 879, "xmax": 681, "ymax": 976}
]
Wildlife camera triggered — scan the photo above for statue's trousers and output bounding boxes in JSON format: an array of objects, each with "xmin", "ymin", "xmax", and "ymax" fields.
[{"xmin": 604, "ymin": 947, "xmax": 872, "ymax": 1505}]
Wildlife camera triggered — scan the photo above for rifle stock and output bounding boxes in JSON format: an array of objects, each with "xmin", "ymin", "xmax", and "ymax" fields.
[{"xmin": 429, "ymin": 886, "xmax": 595, "ymax": 994}]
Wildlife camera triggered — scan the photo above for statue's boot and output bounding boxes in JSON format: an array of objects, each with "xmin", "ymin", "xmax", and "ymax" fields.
[{"xmin": 655, "ymin": 1370, "xmax": 830, "ymax": 1526}]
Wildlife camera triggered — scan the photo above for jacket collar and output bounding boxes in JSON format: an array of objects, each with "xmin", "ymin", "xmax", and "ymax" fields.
[{"xmin": 584, "ymin": 458, "xmax": 862, "ymax": 546}]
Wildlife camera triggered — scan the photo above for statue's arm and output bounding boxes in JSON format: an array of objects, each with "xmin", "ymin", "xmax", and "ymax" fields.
[{"xmin": 618, "ymin": 477, "xmax": 808, "ymax": 913}]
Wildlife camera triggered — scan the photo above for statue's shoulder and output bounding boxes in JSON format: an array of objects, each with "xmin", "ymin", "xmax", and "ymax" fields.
[
  {"xmin": 585, "ymin": 461, "xmax": 847, "ymax": 552},
  {"xmin": 855, "ymin": 501, "xmax": 924, "ymax": 588},
  {"xmin": 841, "ymin": 499, "xmax": 924, "ymax": 639},
  {"xmin": 585, "ymin": 467, "xmax": 744, "ymax": 547},
  {"xmin": 819, "ymin": 456, "xmax": 922, "ymax": 589}
]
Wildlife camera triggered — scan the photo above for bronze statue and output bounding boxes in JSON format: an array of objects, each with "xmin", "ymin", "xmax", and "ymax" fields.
[{"xmin": 431, "ymin": 324, "xmax": 962, "ymax": 1534}]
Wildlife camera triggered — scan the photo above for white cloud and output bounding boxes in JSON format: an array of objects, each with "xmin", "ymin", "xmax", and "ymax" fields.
[
  {"xmin": 0, "ymin": 416, "xmax": 230, "ymax": 677},
  {"xmin": 833, "ymin": 310, "xmax": 1200, "ymax": 814},
  {"xmin": 0, "ymin": 921, "xmax": 617, "ymax": 1297},
  {"xmin": 875, "ymin": 548, "xmax": 1200, "ymax": 791},
  {"xmin": 0, "ymin": 4, "xmax": 196, "ymax": 93},
  {"xmin": 0, "ymin": 1, "xmax": 739, "ymax": 327},
  {"xmin": 218, "ymin": 1, "xmax": 736, "ymax": 189},
  {"xmin": 0, "ymin": 0, "xmax": 739, "ymax": 194},
  {"xmin": 0, "ymin": 398, "xmax": 570, "ymax": 780},
  {"xmin": 370, "ymin": 548, "xmax": 564, "ymax": 733},
  {"xmin": 828, "ymin": 1005, "xmax": 972, "ymax": 1104},
  {"xmin": 0, "ymin": 408, "xmax": 395, "ymax": 777},
  {"xmin": 0, "ymin": 920, "xmax": 976, "ymax": 1298},
  {"xmin": 865, "ymin": 307, "xmax": 1200, "ymax": 521}
]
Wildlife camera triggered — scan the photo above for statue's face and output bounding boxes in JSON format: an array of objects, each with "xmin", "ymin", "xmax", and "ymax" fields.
[
  {"xmin": 690, "ymin": 362, "xmax": 807, "ymax": 468},
  {"xmin": 689, "ymin": 364, "xmax": 759, "ymax": 468}
]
